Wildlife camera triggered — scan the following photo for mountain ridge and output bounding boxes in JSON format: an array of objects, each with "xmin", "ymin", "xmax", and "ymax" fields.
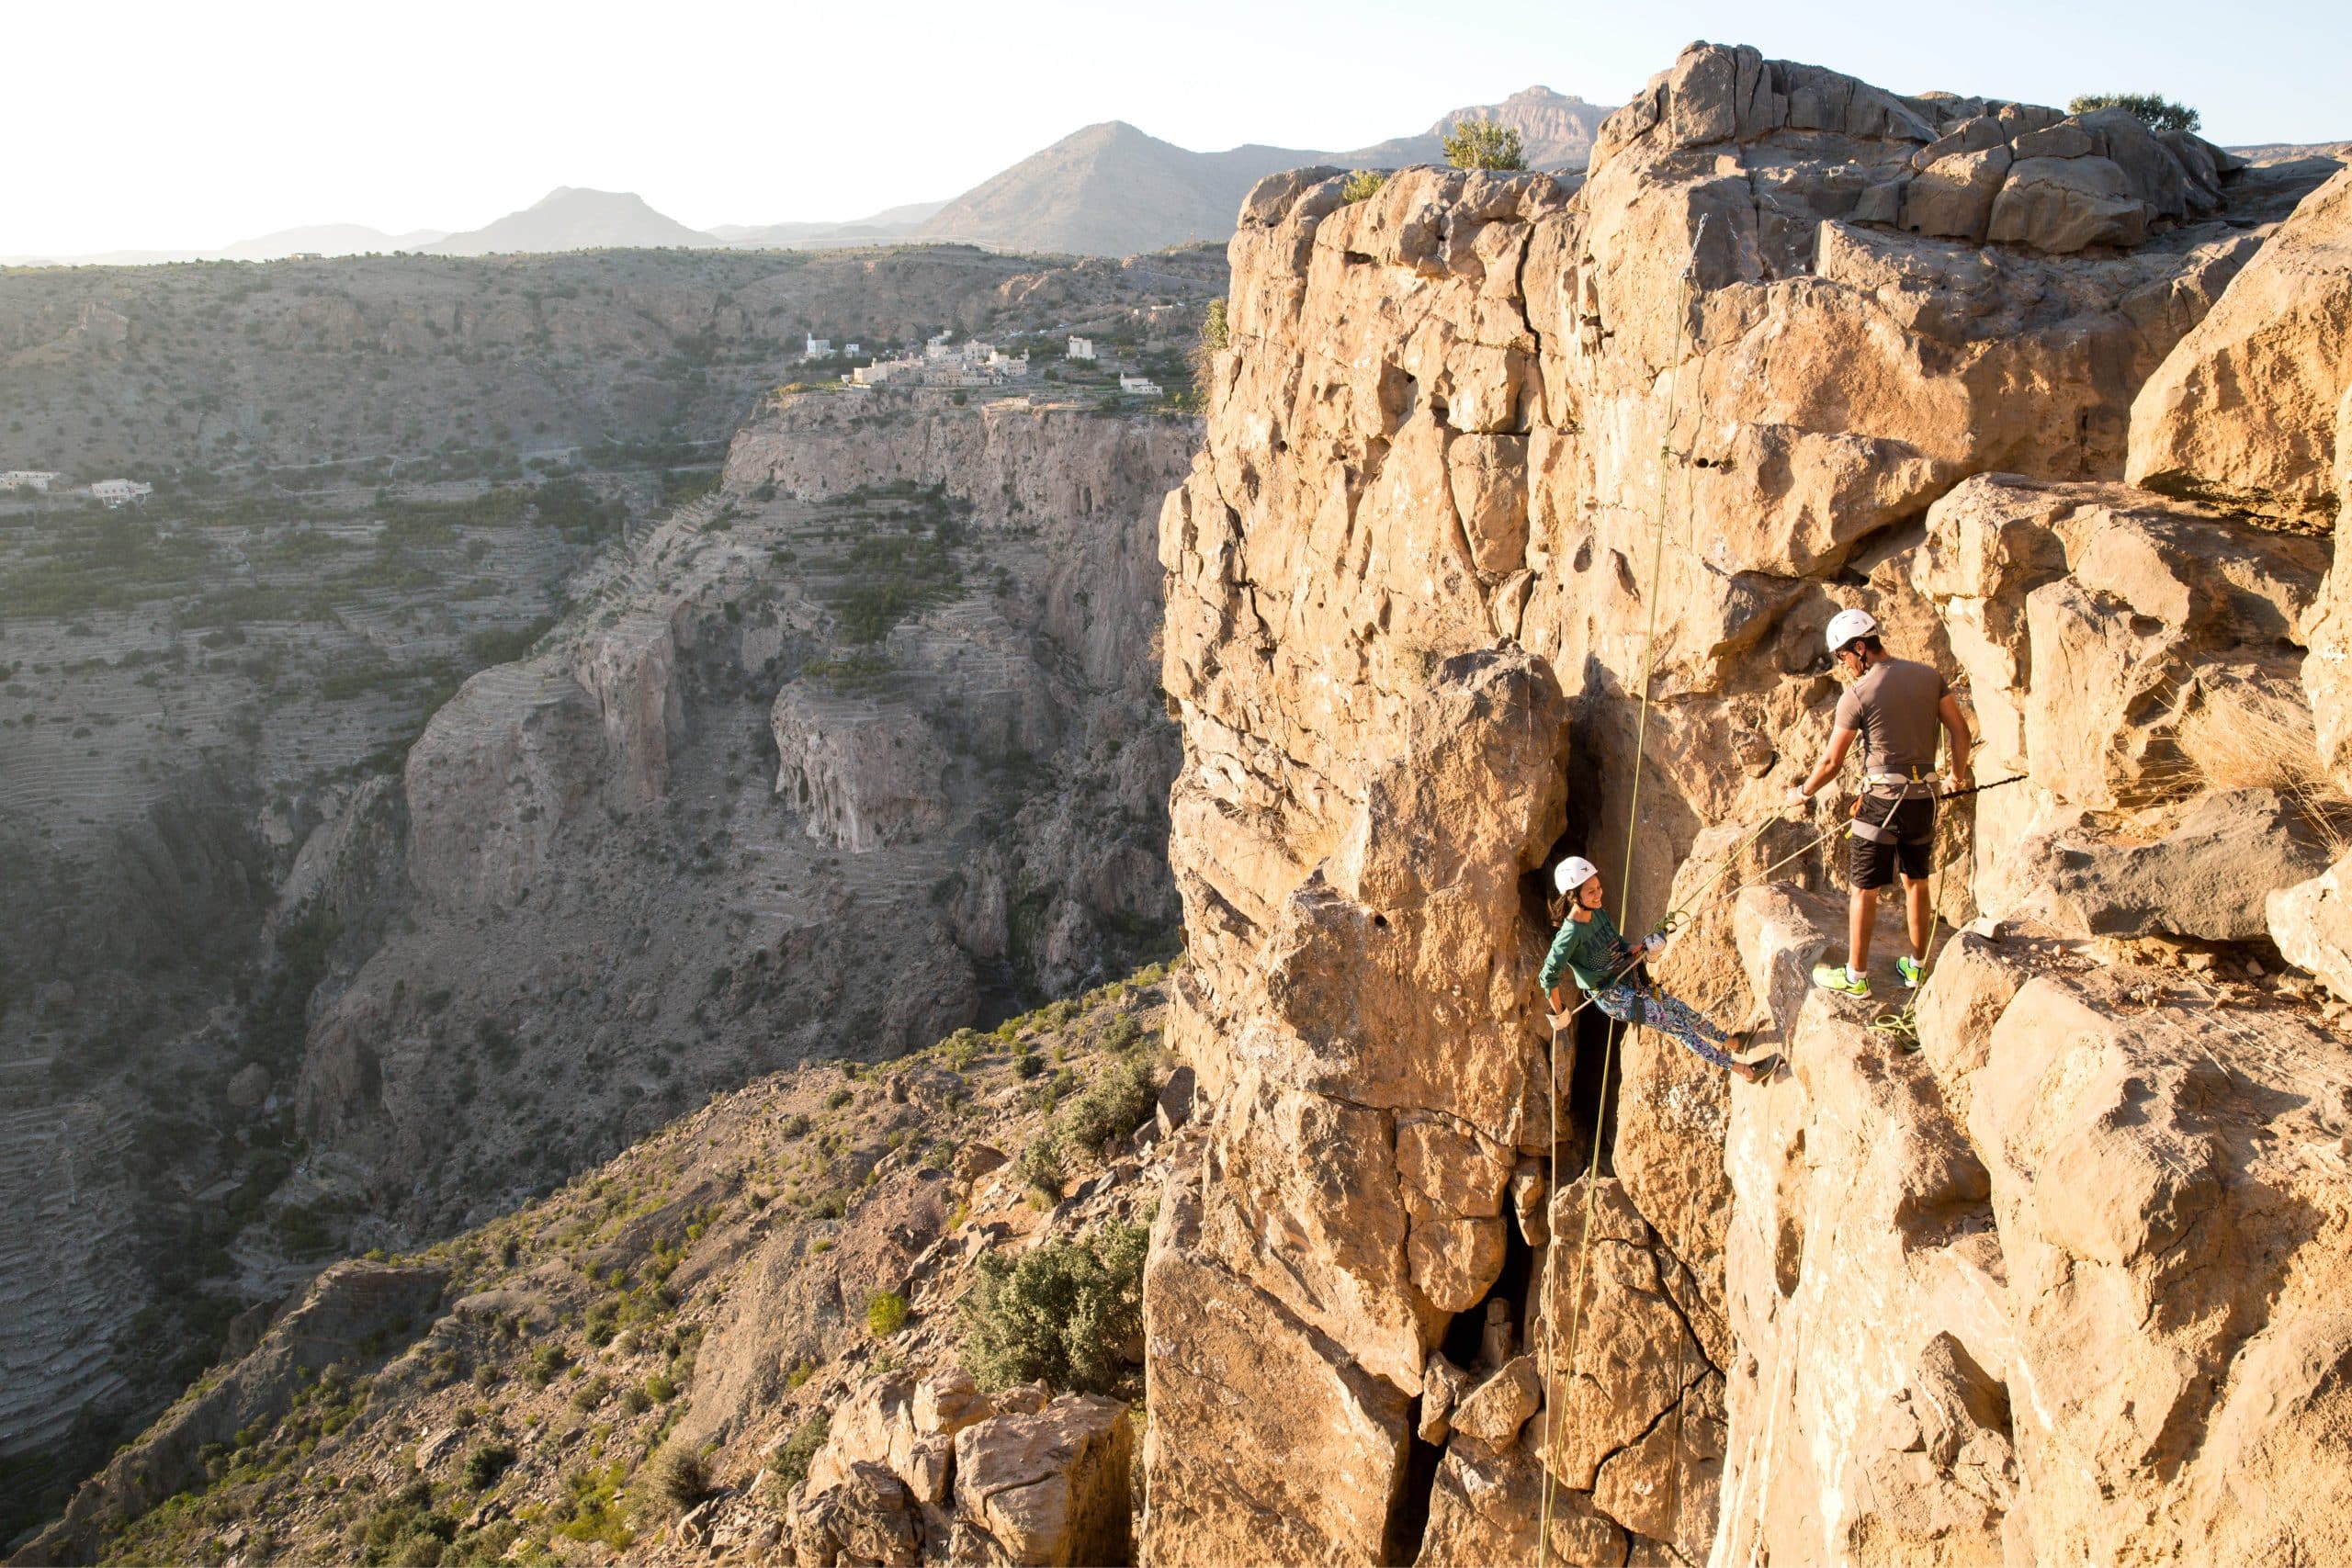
[
  {"xmin": 3, "ymin": 87, "xmax": 1620, "ymax": 266},
  {"xmin": 424, "ymin": 186, "xmax": 714, "ymax": 256}
]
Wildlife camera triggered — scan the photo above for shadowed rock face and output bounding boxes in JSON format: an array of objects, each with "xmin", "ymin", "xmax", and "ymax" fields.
[
  {"xmin": 1145, "ymin": 37, "xmax": 2348, "ymax": 1567},
  {"xmin": 292, "ymin": 396, "xmax": 1197, "ymax": 1240}
]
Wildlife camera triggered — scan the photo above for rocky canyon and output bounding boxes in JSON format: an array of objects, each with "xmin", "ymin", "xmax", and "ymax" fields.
[
  {"xmin": 17, "ymin": 37, "xmax": 2352, "ymax": 1568},
  {"xmin": 0, "ymin": 243, "xmax": 1218, "ymax": 1541}
]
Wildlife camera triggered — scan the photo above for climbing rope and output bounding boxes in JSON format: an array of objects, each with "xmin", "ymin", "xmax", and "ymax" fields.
[
  {"xmin": 1528, "ymin": 208, "xmax": 2009, "ymax": 1557},
  {"xmin": 1538, "ymin": 219, "xmax": 1706, "ymax": 1568}
]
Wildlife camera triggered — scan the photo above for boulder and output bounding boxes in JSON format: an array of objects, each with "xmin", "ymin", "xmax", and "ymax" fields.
[
  {"xmin": 952, "ymin": 1395, "xmax": 1135, "ymax": 1567},
  {"xmin": 1419, "ymin": 1351, "xmax": 1473, "ymax": 1444},
  {"xmin": 1153, "ymin": 1063, "xmax": 1197, "ymax": 1137},
  {"xmin": 1986, "ymin": 156, "xmax": 2151, "ymax": 252},
  {"xmin": 2027, "ymin": 789, "xmax": 2335, "ymax": 941},
  {"xmin": 1902, "ymin": 144, "xmax": 2011, "ymax": 239},
  {"xmin": 1448, "ymin": 1354, "xmax": 1541, "ymax": 1448},
  {"xmin": 789, "ymin": 1462, "xmax": 919, "ymax": 1568},
  {"xmin": 2129, "ymin": 166, "xmax": 2352, "ymax": 524},
  {"xmin": 913, "ymin": 1366, "xmax": 992, "ymax": 1438},
  {"xmin": 224, "ymin": 1062, "xmax": 271, "ymax": 1112},
  {"xmin": 806, "ymin": 1371, "xmax": 918, "ymax": 1495},
  {"xmin": 955, "ymin": 1143, "xmax": 1008, "ymax": 1186},
  {"xmin": 2269, "ymin": 852, "xmax": 2352, "ymax": 1000}
]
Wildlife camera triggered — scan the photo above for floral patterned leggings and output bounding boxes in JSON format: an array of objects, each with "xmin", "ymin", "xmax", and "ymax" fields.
[{"xmin": 1589, "ymin": 984, "xmax": 1737, "ymax": 1069}]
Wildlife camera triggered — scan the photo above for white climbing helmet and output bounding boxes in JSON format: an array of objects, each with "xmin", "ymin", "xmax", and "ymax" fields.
[
  {"xmin": 1553, "ymin": 855, "xmax": 1601, "ymax": 895},
  {"xmin": 1825, "ymin": 606, "xmax": 1881, "ymax": 655}
]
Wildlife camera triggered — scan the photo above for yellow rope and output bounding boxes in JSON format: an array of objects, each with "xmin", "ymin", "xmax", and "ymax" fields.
[{"xmin": 1538, "ymin": 226, "xmax": 1702, "ymax": 1568}]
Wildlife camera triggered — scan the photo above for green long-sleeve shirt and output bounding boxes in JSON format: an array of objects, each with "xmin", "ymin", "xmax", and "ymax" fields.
[{"xmin": 1541, "ymin": 907, "xmax": 1634, "ymax": 994}]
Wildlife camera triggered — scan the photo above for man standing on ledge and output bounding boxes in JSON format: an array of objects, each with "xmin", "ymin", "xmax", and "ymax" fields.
[{"xmin": 1784, "ymin": 608, "xmax": 1973, "ymax": 997}]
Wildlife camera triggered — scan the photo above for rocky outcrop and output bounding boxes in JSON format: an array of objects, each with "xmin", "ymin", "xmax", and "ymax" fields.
[
  {"xmin": 1145, "ymin": 36, "xmax": 2346, "ymax": 1568},
  {"xmin": 780, "ymin": 1369, "xmax": 1132, "ymax": 1565},
  {"xmin": 1718, "ymin": 887, "xmax": 2352, "ymax": 1565},
  {"xmin": 2128, "ymin": 165, "xmax": 2352, "ymax": 524},
  {"xmin": 17, "ymin": 1261, "xmax": 447, "ymax": 1566},
  {"xmin": 1606, "ymin": 47, "xmax": 2242, "ymax": 255}
]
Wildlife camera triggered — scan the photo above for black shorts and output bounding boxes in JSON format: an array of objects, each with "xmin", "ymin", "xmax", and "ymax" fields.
[{"xmin": 1849, "ymin": 795, "xmax": 1934, "ymax": 890}]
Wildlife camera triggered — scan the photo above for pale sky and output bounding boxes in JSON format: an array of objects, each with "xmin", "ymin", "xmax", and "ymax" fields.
[{"xmin": 6, "ymin": 0, "xmax": 2346, "ymax": 256}]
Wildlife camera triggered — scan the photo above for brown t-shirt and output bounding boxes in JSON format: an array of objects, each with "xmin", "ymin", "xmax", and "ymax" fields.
[{"xmin": 1834, "ymin": 657, "xmax": 1949, "ymax": 793}]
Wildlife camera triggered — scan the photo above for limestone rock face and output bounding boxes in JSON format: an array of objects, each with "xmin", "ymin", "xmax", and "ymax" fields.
[
  {"xmin": 771, "ymin": 694, "xmax": 956, "ymax": 852},
  {"xmin": 1718, "ymin": 891, "xmax": 2352, "ymax": 1565},
  {"xmin": 401, "ymin": 664, "xmax": 601, "ymax": 914},
  {"xmin": 952, "ymin": 1395, "xmax": 1135, "ymax": 1566},
  {"xmin": 1913, "ymin": 473, "xmax": 2330, "ymax": 915},
  {"xmin": 1146, "ymin": 33, "xmax": 2346, "ymax": 1568},
  {"xmin": 2025, "ymin": 788, "xmax": 2335, "ymax": 941},
  {"xmin": 2128, "ymin": 165, "xmax": 2352, "ymax": 524},
  {"xmin": 1140, "ymin": 1151, "xmax": 1414, "ymax": 1566},
  {"xmin": 2269, "ymin": 851, "xmax": 2352, "ymax": 1000}
]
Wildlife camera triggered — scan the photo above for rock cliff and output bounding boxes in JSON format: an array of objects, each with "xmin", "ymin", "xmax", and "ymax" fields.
[
  {"xmin": 289, "ymin": 390, "xmax": 1194, "ymax": 1253},
  {"xmin": 1145, "ymin": 41, "xmax": 2349, "ymax": 1566}
]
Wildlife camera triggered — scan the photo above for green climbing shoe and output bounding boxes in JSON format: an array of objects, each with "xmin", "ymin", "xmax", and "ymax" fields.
[
  {"xmin": 1897, "ymin": 955, "xmax": 1926, "ymax": 988},
  {"xmin": 1812, "ymin": 962, "xmax": 1871, "ymax": 998}
]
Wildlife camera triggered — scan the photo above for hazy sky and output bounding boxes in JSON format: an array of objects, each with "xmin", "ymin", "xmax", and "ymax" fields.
[{"xmin": 7, "ymin": 0, "xmax": 2346, "ymax": 255}]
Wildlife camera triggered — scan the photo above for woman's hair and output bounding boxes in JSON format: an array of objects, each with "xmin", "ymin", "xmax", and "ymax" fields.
[{"xmin": 1546, "ymin": 890, "xmax": 1571, "ymax": 924}]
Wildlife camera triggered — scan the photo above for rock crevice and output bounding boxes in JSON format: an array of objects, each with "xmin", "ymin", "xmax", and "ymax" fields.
[{"xmin": 1145, "ymin": 37, "xmax": 2350, "ymax": 1567}]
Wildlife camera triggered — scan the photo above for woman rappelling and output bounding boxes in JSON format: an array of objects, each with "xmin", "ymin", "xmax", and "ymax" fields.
[{"xmin": 1540, "ymin": 855, "xmax": 1781, "ymax": 1083}]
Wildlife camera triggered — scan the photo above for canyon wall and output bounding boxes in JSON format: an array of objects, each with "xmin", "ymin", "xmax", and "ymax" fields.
[
  {"xmin": 1145, "ymin": 42, "xmax": 2349, "ymax": 1566},
  {"xmin": 291, "ymin": 392, "xmax": 1194, "ymax": 1245}
]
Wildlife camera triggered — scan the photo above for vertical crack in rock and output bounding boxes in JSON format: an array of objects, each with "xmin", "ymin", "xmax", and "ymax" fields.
[{"xmin": 1148, "ymin": 34, "xmax": 2352, "ymax": 1568}]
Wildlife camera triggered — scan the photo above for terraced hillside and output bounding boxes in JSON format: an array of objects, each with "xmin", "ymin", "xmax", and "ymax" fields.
[{"xmin": 0, "ymin": 244, "xmax": 1226, "ymax": 481}]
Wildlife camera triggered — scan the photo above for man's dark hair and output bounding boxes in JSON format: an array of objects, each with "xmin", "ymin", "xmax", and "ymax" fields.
[{"xmin": 1838, "ymin": 633, "xmax": 1885, "ymax": 659}]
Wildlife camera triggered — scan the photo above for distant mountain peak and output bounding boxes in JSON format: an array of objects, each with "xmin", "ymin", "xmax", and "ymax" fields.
[
  {"xmin": 914, "ymin": 87, "xmax": 1616, "ymax": 258},
  {"xmin": 427, "ymin": 187, "xmax": 715, "ymax": 256}
]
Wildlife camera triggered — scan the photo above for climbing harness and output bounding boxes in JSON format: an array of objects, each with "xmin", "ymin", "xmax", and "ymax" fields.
[
  {"xmin": 1538, "ymin": 217, "xmax": 1708, "ymax": 1568},
  {"xmin": 1860, "ymin": 777, "xmax": 2022, "ymax": 1046},
  {"xmin": 1531, "ymin": 209, "xmax": 2013, "ymax": 1558}
]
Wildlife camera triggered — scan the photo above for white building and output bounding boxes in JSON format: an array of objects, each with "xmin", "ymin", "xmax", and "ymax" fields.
[
  {"xmin": 844, "ymin": 343, "xmax": 861, "ymax": 356},
  {"xmin": 852, "ymin": 356, "xmax": 922, "ymax": 386},
  {"xmin": 1067, "ymin": 336, "xmax": 1095, "ymax": 361},
  {"xmin": 0, "ymin": 470, "xmax": 60, "ymax": 492},
  {"xmin": 1118, "ymin": 375, "xmax": 1161, "ymax": 397},
  {"xmin": 90, "ymin": 479, "xmax": 153, "ymax": 507},
  {"xmin": 804, "ymin": 335, "xmax": 835, "ymax": 359}
]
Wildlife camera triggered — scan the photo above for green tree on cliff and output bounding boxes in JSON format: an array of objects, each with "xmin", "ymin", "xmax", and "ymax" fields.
[
  {"xmin": 2067, "ymin": 93, "xmax": 2200, "ymax": 133},
  {"xmin": 1444, "ymin": 117, "xmax": 1525, "ymax": 171}
]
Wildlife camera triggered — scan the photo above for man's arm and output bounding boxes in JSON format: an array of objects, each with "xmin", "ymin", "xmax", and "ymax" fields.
[
  {"xmin": 1938, "ymin": 693, "xmax": 1973, "ymax": 788},
  {"xmin": 1788, "ymin": 727, "xmax": 1859, "ymax": 806}
]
